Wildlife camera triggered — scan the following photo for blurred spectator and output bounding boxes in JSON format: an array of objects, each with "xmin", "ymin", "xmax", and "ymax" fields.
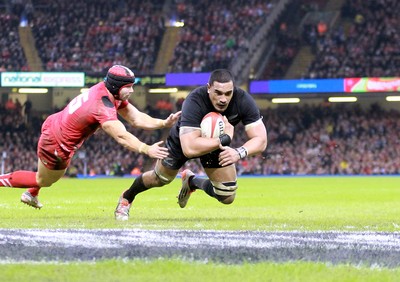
[
  {"xmin": 175, "ymin": 97, "xmax": 185, "ymax": 111},
  {"xmin": 14, "ymin": 98, "xmax": 22, "ymax": 115},
  {"xmin": 168, "ymin": 0, "xmax": 275, "ymax": 73},
  {"xmin": 23, "ymin": 98, "xmax": 33, "ymax": 124},
  {"xmin": 0, "ymin": 11, "xmax": 28, "ymax": 71},
  {"xmin": 5, "ymin": 99, "xmax": 16, "ymax": 112},
  {"xmin": 2, "ymin": 102, "xmax": 400, "ymax": 176},
  {"xmin": 29, "ymin": 0, "xmax": 165, "ymax": 73},
  {"xmin": 306, "ymin": 0, "xmax": 400, "ymax": 78}
]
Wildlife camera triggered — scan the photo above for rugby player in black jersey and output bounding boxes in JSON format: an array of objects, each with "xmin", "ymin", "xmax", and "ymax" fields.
[{"xmin": 114, "ymin": 69, "xmax": 267, "ymax": 220}]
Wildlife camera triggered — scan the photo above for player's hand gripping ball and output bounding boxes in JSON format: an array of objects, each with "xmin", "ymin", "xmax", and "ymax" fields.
[{"xmin": 200, "ymin": 112, "xmax": 225, "ymax": 138}]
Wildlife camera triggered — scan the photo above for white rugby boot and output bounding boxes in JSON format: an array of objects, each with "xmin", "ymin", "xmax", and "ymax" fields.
[
  {"xmin": 177, "ymin": 169, "xmax": 195, "ymax": 208},
  {"xmin": 114, "ymin": 196, "xmax": 131, "ymax": 221},
  {"xmin": 21, "ymin": 191, "xmax": 43, "ymax": 209}
]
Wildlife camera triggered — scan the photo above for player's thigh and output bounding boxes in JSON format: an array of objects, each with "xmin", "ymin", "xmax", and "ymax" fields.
[
  {"xmin": 204, "ymin": 164, "xmax": 237, "ymax": 182},
  {"xmin": 36, "ymin": 158, "xmax": 66, "ymax": 187}
]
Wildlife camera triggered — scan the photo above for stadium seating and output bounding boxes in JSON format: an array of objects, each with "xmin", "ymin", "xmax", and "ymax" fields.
[
  {"xmin": 305, "ymin": 0, "xmax": 400, "ymax": 78},
  {"xmin": 28, "ymin": 0, "xmax": 165, "ymax": 74},
  {"xmin": 1, "ymin": 0, "xmax": 400, "ymax": 176},
  {"xmin": 2, "ymin": 100, "xmax": 399, "ymax": 176},
  {"xmin": 167, "ymin": 0, "xmax": 276, "ymax": 73},
  {"xmin": 4, "ymin": 0, "xmax": 279, "ymax": 74},
  {"xmin": 260, "ymin": 0, "xmax": 400, "ymax": 79},
  {"xmin": 0, "ymin": 7, "xmax": 29, "ymax": 71}
]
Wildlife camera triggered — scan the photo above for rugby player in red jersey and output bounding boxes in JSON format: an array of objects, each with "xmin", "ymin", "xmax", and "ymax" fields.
[{"xmin": 0, "ymin": 65, "xmax": 181, "ymax": 208}]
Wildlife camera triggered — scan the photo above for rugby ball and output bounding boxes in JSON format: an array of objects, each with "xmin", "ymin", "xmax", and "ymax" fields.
[{"xmin": 200, "ymin": 112, "xmax": 225, "ymax": 138}]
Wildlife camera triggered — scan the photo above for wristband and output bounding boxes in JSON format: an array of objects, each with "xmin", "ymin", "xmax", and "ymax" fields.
[
  {"xmin": 157, "ymin": 119, "xmax": 166, "ymax": 127},
  {"xmin": 235, "ymin": 146, "xmax": 248, "ymax": 159},
  {"xmin": 138, "ymin": 143, "xmax": 150, "ymax": 154},
  {"xmin": 219, "ymin": 133, "xmax": 231, "ymax": 146}
]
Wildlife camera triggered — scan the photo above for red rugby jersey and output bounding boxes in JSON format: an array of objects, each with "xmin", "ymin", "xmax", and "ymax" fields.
[{"xmin": 49, "ymin": 82, "xmax": 128, "ymax": 152}]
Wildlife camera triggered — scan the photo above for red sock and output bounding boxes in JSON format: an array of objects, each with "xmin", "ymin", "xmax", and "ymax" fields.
[
  {"xmin": 0, "ymin": 171, "xmax": 40, "ymax": 188},
  {"xmin": 27, "ymin": 188, "xmax": 41, "ymax": 196}
]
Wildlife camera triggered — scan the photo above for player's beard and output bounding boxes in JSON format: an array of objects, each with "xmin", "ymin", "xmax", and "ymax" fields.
[{"xmin": 119, "ymin": 92, "xmax": 132, "ymax": 101}]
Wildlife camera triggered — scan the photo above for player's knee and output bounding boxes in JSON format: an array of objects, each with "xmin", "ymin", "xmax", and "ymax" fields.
[
  {"xmin": 211, "ymin": 180, "xmax": 237, "ymax": 204},
  {"xmin": 216, "ymin": 193, "xmax": 236, "ymax": 205},
  {"xmin": 153, "ymin": 168, "xmax": 174, "ymax": 186},
  {"xmin": 36, "ymin": 178, "xmax": 55, "ymax": 188}
]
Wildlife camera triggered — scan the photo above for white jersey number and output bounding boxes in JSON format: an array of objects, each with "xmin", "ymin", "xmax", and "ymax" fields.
[{"xmin": 68, "ymin": 91, "xmax": 90, "ymax": 114}]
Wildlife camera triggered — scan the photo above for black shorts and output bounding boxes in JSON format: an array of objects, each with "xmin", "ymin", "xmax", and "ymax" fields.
[{"xmin": 162, "ymin": 137, "xmax": 223, "ymax": 170}]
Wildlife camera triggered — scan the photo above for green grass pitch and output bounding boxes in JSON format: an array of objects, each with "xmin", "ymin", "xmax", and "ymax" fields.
[{"xmin": 1, "ymin": 176, "xmax": 400, "ymax": 281}]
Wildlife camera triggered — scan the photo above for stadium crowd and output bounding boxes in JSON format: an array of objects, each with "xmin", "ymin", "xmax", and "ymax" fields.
[
  {"xmin": 5, "ymin": 0, "xmax": 276, "ymax": 74},
  {"xmin": 260, "ymin": 0, "xmax": 400, "ymax": 80},
  {"xmin": 306, "ymin": 0, "xmax": 400, "ymax": 78},
  {"xmin": 0, "ymin": 6, "xmax": 28, "ymax": 71},
  {"xmin": 1, "ymin": 99, "xmax": 399, "ymax": 177},
  {"xmin": 27, "ymin": 0, "xmax": 165, "ymax": 74},
  {"xmin": 3, "ymin": 0, "xmax": 399, "ymax": 78},
  {"xmin": 1, "ymin": 0, "xmax": 400, "ymax": 177},
  {"xmin": 4, "ymin": 0, "xmax": 277, "ymax": 74},
  {"xmin": 167, "ymin": 0, "xmax": 275, "ymax": 73},
  {"xmin": 252, "ymin": 103, "xmax": 400, "ymax": 175}
]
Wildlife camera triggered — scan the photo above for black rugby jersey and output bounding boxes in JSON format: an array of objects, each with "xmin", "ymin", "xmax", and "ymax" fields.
[{"xmin": 166, "ymin": 85, "xmax": 261, "ymax": 158}]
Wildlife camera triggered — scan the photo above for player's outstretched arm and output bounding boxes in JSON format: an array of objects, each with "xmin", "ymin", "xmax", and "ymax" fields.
[
  {"xmin": 101, "ymin": 120, "xmax": 169, "ymax": 159},
  {"xmin": 163, "ymin": 111, "xmax": 182, "ymax": 127},
  {"xmin": 146, "ymin": 141, "xmax": 169, "ymax": 159},
  {"xmin": 118, "ymin": 104, "xmax": 181, "ymax": 129}
]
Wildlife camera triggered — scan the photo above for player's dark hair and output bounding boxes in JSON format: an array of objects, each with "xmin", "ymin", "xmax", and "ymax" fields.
[{"xmin": 208, "ymin": 69, "xmax": 235, "ymax": 85}]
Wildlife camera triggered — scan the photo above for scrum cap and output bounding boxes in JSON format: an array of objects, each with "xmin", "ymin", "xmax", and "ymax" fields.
[{"xmin": 105, "ymin": 65, "xmax": 135, "ymax": 99}]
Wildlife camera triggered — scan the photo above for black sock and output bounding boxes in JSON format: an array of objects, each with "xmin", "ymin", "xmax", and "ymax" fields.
[
  {"xmin": 191, "ymin": 177, "xmax": 216, "ymax": 197},
  {"xmin": 122, "ymin": 175, "xmax": 149, "ymax": 203}
]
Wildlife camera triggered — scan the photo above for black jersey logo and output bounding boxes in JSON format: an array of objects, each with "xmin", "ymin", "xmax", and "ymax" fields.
[
  {"xmin": 227, "ymin": 113, "xmax": 239, "ymax": 124},
  {"xmin": 101, "ymin": 96, "xmax": 114, "ymax": 108}
]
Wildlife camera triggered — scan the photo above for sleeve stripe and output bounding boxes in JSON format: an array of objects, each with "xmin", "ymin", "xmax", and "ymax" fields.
[{"xmin": 244, "ymin": 118, "xmax": 263, "ymax": 130}]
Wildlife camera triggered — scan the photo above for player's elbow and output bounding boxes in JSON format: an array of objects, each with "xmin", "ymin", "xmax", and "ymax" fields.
[
  {"xmin": 251, "ymin": 138, "xmax": 267, "ymax": 156},
  {"xmin": 261, "ymin": 138, "xmax": 268, "ymax": 151},
  {"xmin": 182, "ymin": 147, "xmax": 197, "ymax": 159}
]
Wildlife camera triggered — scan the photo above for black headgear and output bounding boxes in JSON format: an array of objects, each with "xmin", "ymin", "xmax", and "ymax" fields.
[{"xmin": 105, "ymin": 65, "xmax": 135, "ymax": 99}]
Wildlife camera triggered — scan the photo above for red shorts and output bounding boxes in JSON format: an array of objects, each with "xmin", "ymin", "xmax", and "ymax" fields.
[{"xmin": 37, "ymin": 117, "xmax": 74, "ymax": 170}]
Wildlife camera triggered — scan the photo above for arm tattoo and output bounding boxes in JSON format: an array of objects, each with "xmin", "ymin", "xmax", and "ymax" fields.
[{"xmin": 179, "ymin": 126, "xmax": 200, "ymax": 136}]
